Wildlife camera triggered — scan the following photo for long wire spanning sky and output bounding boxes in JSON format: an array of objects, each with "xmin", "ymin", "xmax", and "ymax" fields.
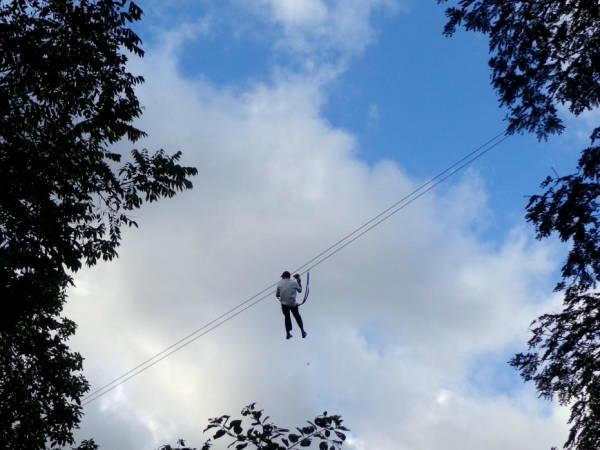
[{"xmin": 66, "ymin": 1, "xmax": 594, "ymax": 449}]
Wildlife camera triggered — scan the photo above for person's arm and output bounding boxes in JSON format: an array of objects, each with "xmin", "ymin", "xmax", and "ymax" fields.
[{"xmin": 275, "ymin": 286, "xmax": 280, "ymax": 299}]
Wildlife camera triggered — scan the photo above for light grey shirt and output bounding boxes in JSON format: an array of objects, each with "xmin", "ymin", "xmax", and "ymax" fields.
[{"xmin": 276, "ymin": 278, "xmax": 302, "ymax": 306}]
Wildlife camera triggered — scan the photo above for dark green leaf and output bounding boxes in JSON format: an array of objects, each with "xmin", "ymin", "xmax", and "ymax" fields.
[
  {"xmin": 214, "ymin": 430, "xmax": 227, "ymax": 439},
  {"xmin": 335, "ymin": 431, "xmax": 346, "ymax": 441}
]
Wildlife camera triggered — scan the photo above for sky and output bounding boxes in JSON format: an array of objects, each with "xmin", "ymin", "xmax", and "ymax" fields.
[{"xmin": 64, "ymin": 1, "xmax": 596, "ymax": 449}]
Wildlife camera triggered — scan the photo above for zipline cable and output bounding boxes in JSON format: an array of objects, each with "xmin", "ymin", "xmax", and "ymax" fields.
[
  {"xmin": 275, "ymin": 131, "xmax": 507, "ymax": 276},
  {"xmin": 82, "ymin": 130, "xmax": 506, "ymax": 404},
  {"xmin": 82, "ymin": 132, "xmax": 508, "ymax": 405},
  {"xmin": 82, "ymin": 131, "xmax": 509, "ymax": 406},
  {"xmin": 301, "ymin": 134, "xmax": 509, "ymax": 273}
]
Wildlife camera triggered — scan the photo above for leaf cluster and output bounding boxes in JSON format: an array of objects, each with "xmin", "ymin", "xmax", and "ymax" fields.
[
  {"xmin": 526, "ymin": 145, "xmax": 600, "ymax": 294},
  {"xmin": 512, "ymin": 145, "xmax": 600, "ymax": 450},
  {"xmin": 69, "ymin": 407, "xmax": 350, "ymax": 450},
  {"xmin": 439, "ymin": 3, "xmax": 600, "ymax": 449},
  {"xmin": 0, "ymin": 285, "xmax": 89, "ymax": 449},
  {"xmin": 1, "ymin": 0, "xmax": 197, "ymax": 285},
  {"xmin": 161, "ymin": 404, "xmax": 349, "ymax": 450},
  {"xmin": 439, "ymin": 0, "xmax": 600, "ymax": 140},
  {"xmin": 511, "ymin": 290, "xmax": 600, "ymax": 450},
  {"xmin": 1, "ymin": 0, "xmax": 197, "ymax": 448}
]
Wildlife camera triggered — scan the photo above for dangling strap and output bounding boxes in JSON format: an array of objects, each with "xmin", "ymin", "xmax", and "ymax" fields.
[{"xmin": 298, "ymin": 271, "xmax": 310, "ymax": 306}]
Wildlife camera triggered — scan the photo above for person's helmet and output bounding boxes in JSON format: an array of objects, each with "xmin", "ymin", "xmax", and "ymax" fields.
[{"xmin": 281, "ymin": 271, "xmax": 291, "ymax": 278}]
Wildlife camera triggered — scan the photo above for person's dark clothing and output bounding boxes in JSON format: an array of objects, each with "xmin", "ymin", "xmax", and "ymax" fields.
[{"xmin": 281, "ymin": 304, "xmax": 304, "ymax": 333}]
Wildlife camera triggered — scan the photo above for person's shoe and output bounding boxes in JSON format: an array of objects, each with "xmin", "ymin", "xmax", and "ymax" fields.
[
  {"xmin": 286, "ymin": 333, "xmax": 293, "ymax": 340},
  {"xmin": 301, "ymin": 331, "xmax": 307, "ymax": 338}
]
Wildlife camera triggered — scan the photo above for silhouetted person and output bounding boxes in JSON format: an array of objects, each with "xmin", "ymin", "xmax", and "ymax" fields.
[{"xmin": 276, "ymin": 271, "xmax": 307, "ymax": 340}]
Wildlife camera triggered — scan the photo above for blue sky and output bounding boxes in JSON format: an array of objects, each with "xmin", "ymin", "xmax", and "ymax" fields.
[
  {"xmin": 66, "ymin": 2, "xmax": 578, "ymax": 449},
  {"xmin": 136, "ymin": 0, "xmax": 583, "ymax": 242}
]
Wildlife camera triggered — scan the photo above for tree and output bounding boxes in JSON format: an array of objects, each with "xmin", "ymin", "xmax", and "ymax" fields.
[
  {"xmin": 0, "ymin": 0, "xmax": 197, "ymax": 447},
  {"xmin": 438, "ymin": 1, "xmax": 600, "ymax": 449},
  {"xmin": 159, "ymin": 404, "xmax": 349, "ymax": 450}
]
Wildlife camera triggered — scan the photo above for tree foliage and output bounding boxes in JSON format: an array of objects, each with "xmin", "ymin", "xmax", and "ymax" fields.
[
  {"xmin": 513, "ymin": 147, "xmax": 600, "ymax": 450},
  {"xmin": 440, "ymin": 0, "xmax": 599, "ymax": 140},
  {"xmin": 0, "ymin": 0, "xmax": 197, "ymax": 447},
  {"xmin": 0, "ymin": 286, "xmax": 88, "ymax": 449},
  {"xmin": 159, "ymin": 404, "xmax": 349, "ymax": 450},
  {"xmin": 439, "ymin": 1, "xmax": 600, "ymax": 449}
]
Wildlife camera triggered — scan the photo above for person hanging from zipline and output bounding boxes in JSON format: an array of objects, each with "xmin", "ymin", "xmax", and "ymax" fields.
[{"xmin": 276, "ymin": 271, "xmax": 307, "ymax": 340}]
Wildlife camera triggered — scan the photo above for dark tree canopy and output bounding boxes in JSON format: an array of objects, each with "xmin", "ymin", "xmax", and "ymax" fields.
[
  {"xmin": 511, "ymin": 291, "xmax": 600, "ymax": 450},
  {"xmin": 526, "ymin": 148, "xmax": 600, "ymax": 295},
  {"xmin": 1, "ymin": 0, "xmax": 197, "ymax": 300},
  {"xmin": 439, "ymin": 1, "xmax": 600, "ymax": 449},
  {"xmin": 67, "ymin": 405, "xmax": 349, "ymax": 450},
  {"xmin": 513, "ymin": 148, "xmax": 600, "ymax": 450},
  {"xmin": 440, "ymin": 0, "xmax": 600, "ymax": 140},
  {"xmin": 0, "ymin": 284, "xmax": 88, "ymax": 449},
  {"xmin": 0, "ymin": 0, "xmax": 197, "ymax": 447},
  {"xmin": 161, "ymin": 404, "xmax": 349, "ymax": 450}
]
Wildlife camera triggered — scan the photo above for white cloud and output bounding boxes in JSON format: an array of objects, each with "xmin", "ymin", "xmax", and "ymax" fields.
[
  {"xmin": 557, "ymin": 103, "xmax": 599, "ymax": 144},
  {"xmin": 64, "ymin": 22, "xmax": 568, "ymax": 450},
  {"xmin": 263, "ymin": 0, "xmax": 329, "ymax": 25},
  {"xmin": 573, "ymin": 107, "xmax": 600, "ymax": 141},
  {"xmin": 367, "ymin": 103, "xmax": 380, "ymax": 129},
  {"xmin": 241, "ymin": 0, "xmax": 399, "ymax": 60}
]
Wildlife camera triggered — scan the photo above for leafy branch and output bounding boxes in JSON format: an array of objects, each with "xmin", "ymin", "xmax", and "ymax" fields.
[{"xmin": 159, "ymin": 404, "xmax": 349, "ymax": 450}]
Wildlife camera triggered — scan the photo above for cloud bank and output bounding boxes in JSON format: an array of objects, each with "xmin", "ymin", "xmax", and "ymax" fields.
[
  {"xmin": 65, "ymin": 5, "xmax": 569, "ymax": 450},
  {"xmin": 242, "ymin": 0, "xmax": 398, "ymax": 58}
]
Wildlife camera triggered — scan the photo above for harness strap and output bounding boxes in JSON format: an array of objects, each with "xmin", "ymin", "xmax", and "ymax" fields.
[{"xmin": 298, "ymin": 271, "xmax": 310, "ymax": 306}]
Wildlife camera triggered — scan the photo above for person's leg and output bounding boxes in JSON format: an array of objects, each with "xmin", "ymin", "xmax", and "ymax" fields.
[
  {"xmin": 291, "ymin": 307, "xmax": 307, "ymax": 338},
  {"xmin": 281, "ymin": 305, "xmax": 293, "ymax": 338}
]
